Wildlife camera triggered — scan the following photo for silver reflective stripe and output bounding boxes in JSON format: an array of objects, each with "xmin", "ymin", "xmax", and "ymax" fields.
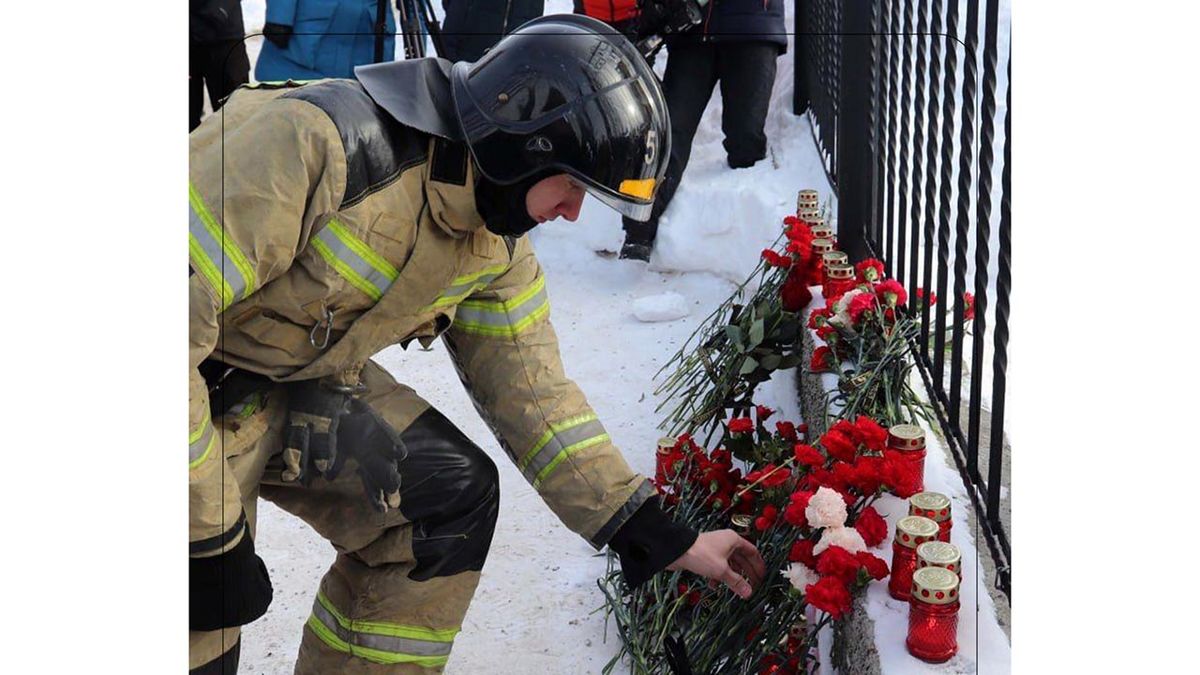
[
  {"xmin": 189, "ymin": 419, "xmax": 215, "ymax": 467},
  {"xmin": 189, "ymin": 206, "xmax": 246, "ymax": 300},
  {"xmin": 455, "ymin": 284, "xmax": 549, "ymax": 330},
  {"xmin": 314, "ymin": 227, "xmax": 396, "ymax": 297},
  {"xmin": 311, "ymin": 598, "xmax": 454, "ymax": 658},
  {"xmin": 523, "ymin": 418, "xmax": 609, "ymax": 484}
]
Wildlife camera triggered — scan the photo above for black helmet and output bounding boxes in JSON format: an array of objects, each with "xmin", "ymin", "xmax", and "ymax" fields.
[{"xmin": 450, "ymin": 14, "xmax": 670, "ymax": 222}]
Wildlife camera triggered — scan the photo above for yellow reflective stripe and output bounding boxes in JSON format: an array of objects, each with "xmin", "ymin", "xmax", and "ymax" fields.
[
  {"xmin": 426, "ymin": 263, "xmax": 511, "ymax": 310},
  {"xmin": 328, "ymin": 220, "xmax": 399, "ymax": 280},
  {"xmin": 188, "ymin": 432, "xmax": 216, "ymax": 471},
  {"xmin": 317, "ymin": 592, "xmax": 459, "ymax": 643},
  {"xmin": 189, "ymin": 417, "xmax": 209, "ymax": 445},
  {"xmin": 453, "ymin": 276, "xmax": 550, "ymax": 338},
  {"xmin": 188, "ymin": 182, "xmax": 256, "ymax": 301},
  {"xmin": 311, "ymin": 237, "xmax": 382, "ymax": 302},
  {"xmin": 517, "ymin": 412, "xmax": 597, "ymax": 472},
  {"xmin": 188, "ymin": 233, "xmax": 235, "ymax": 310},
  {"xmin": 533, "ymin": 434, "xmax": 611, "ymax": 489},
  {"xmin": 306, "ymin": 616, "xmax": 450, "ymax": 668}
]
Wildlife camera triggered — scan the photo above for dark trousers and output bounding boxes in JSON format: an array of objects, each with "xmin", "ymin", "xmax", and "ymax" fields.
[
  {"xmin": 190, "ymin": 39, "xmax": 250, "ymax": 132},
  {"xmin": 623, "ymin": 40, "xmax": 780, "ymax": 242}
]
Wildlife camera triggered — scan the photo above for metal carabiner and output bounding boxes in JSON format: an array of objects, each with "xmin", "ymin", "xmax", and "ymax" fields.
[{"xmin": 309, "ymin": 306, "xmax": 335, "ymax": 350}]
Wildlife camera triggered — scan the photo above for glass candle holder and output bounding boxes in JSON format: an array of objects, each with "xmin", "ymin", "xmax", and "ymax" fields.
[
  {"xmin": 888, "ymin": 516, "xmax": 939, "ymax": 600},
  {"xmin": 916, "ymin": 541, "xmax": 962, "ymax": 578},
  {"xmin": 887, "ymin": 424, "xmax": 927, "ymax": 494},
  {"xmin": 822, "ymin": 251, "xmax": 849, "ymax": 268},
  {"xmin": 797, "ymin": 189, "xmax": 819, "ymax": 211},
  {"xmin": 909, "ymin": 491, "xmax": 952, "ymax": 542},
  {"xmin": 823, "ymin": 263, "xmax": 856, "ymax": 299},
  {"xmin": 906, "ymin": 567, "xmax": 961, "ymax": 663}
]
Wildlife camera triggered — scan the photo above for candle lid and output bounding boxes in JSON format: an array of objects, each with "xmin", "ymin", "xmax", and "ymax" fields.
[
  {"xmin": 916, "ymin": 541, "xmax": 962, "ymax": 575},
  {"xmin": 657, "ymin": 437, "xmax": 677, "ymax": 453},
  {"xmin": 730, "ymin": 514, "xmax": 753, "ymax": 530},
  {"xmin": 826, "ymin": 264, "xmax": 855, "ymax": 280},
  {"xmin": 810, "ymin": 225, "xmax": 833, "ymax": 238},
  {"xmin": 798, "ymin": 189, "xmax": 819, "ymax": 200},
  {"xmin": 911, "ymin": 566, "xmax": 960, "ymax": 605},
  {"xmin": 822, "ymin": 251, "xmax": 848, "ymax": 265},
  {"xmin": 909, "ymin": 492, "xmax": 951, "ymax": 522},
  {"xmin": 895, "ymin": 516, "xmax": 939, "ymax": 548},
  {"xmin": 888, "ymin": 424, "xmax": 926, "ymax": 450},
  {"xmin": 811, "ymin": 238, "xmax": 834, "ymax": 253}
]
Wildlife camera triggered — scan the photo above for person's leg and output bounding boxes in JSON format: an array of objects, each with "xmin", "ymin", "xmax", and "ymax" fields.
[
  {"xmin": 204, "ymin": 39, "xmax": 251, "ymax": 115},
  {"xmin": 261, "ymin": 361, "xmax": 499, "ymax": 674},
  {"xmin": 190, "ymin": 385, "xmax": 288, "ymax": 672},
  {"xmin": 716, "ymin": 41, "xmax": 780, "ymax": 169},
  {"xmin": 621, "ymin": 41, "xmax": 719, "ymax": 259}
]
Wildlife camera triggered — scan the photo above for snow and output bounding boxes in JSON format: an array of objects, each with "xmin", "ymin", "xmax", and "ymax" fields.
[
  {"xmin": 231, "ymin": 1, "xmax": 1010, "ymax": 673},
  {"xmin": 632, "ymin": 291, "xmax": 690, "ymax": 322}
]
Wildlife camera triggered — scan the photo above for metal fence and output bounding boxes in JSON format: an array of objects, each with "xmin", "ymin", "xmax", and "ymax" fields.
[{"xmin": 795, "ymin": 0, "xmax": 1012, "ymax": 598}]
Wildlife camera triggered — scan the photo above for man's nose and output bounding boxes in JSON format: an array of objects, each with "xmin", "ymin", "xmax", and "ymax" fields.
[{"xmin": 558, "ymin": 192, "xmax": 584, "ymax": 222}]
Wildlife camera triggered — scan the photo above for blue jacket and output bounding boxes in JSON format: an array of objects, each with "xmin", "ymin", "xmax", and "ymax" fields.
[
  {"xmin": 255, "ymin": 0, "xmax": 397, "ymax": 81},
  {"xmin": 674, "ymin": 0, "xmax": 787, "ymax": 53}
]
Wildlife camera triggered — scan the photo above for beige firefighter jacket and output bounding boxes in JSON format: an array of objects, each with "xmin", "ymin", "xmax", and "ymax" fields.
[{"xmin": 188, "ymin": 80, "xmax": 654, "ymax": 560}]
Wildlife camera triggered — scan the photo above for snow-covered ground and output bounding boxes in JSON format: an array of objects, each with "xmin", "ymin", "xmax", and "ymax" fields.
[{"xmin": 226, "ymin": 1, "xmax": 1011, "ymax": 672}]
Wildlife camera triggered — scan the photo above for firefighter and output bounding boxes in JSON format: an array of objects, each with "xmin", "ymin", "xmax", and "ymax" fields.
[{"xmin": 189, "ymin": 15, "xmax": 765, "ymax": 674}]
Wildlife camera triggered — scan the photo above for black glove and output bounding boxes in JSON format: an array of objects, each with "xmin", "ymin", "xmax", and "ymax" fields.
[
  {"xmin": 608, "ymin": 495, "xmax": 699, "ymax": 588},
  {"xmin": 282, "ymin": 379, "xmax": 353, "ymax": 486},
  {"xmin": 263, "ymin": 22, "xmax": 293, "ymax": 49},
  {"xmin": 330, "ymin": 398, "xmax": 409, "ymax": 513},
  {"xmin": 190, "ymin": 531, "xmax": 274, "ymax": 631}
]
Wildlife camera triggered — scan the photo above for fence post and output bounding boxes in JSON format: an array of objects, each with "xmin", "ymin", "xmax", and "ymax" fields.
[
  {"xmin": 793, "ymin": 2, "xmax": 809, "ymax": 115},
  {"xmin": 835, "ymin": 1, "xmax": 877, "ymax": 262}
]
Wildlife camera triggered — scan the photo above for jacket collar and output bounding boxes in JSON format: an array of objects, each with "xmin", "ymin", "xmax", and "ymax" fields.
[{"xmin": 355, "ymin": 58, "xmax": 463, "ymax": 141}]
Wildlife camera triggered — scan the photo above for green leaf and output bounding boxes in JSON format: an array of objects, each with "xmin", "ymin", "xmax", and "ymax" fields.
[
  {"xmin": 779, "ymin": 354, "xmax": 803, "ymax": 369},
  {"xmin": 761, "ymin": 354, "xmax": 782, "ymax": 370},
  {"xmin": 724, "ymin": 325, "xmax": 744, "ymax": 347},
  {"xmin": 739, "ymin": 357, "xmax": 759, "ymax": 375},
  {"xmin": 749, "ymin": 318, "xmax": 765, "ymax": 346}
]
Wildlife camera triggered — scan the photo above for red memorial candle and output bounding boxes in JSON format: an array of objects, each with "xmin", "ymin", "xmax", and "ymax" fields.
[
  {"xmin": 909, "ymin": 491, "xmax": 952, "ymax": 542},
  {"xmin": 907, "ymin": 567, "xmax": 961, "ymax": 663},
  {"xmin": 887, "ymin": 424, "xmax": 927, "ymax": 493},
  {"xmin": 889, "ymin": 516, "xmax": 939, "ymax": 601}
]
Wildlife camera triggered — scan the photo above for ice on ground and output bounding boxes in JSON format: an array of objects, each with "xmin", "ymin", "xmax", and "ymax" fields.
[{"xmin": 632, "ymin": 292, "xmax": 690, "ymax": 322}]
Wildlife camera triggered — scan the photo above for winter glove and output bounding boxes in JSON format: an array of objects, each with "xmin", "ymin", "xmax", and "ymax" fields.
[
  {"xmin": 330, "ymin": 398, "xmax": 409, "ymax": 513},
  {"xmin": 281, "ymin": 379, "xmax": 353, "ymax": 485},
  {"xmin": 263, "ymin": 22, "xmax": 293, "ymax": 49},
  {"xmin": 190, "ymin": 529, "xmax": 274, "ymax": 631}
]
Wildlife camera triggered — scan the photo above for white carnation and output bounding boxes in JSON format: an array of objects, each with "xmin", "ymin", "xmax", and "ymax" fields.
[
  {"xmin": 805, "ymin": 486, "xmax": 848, "ymax": 529},
  {"xmin": 813, "ymin": 526, "xmax": 868, "ymax": 556},
  {"xmin": 784, "ymin": 562, "xmax": 820, "ymax": 593}
]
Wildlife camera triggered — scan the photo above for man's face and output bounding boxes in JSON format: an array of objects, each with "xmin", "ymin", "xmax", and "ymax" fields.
[{"xmin": 525, "ymin": 174, "xmax": 586, "ymax": 224}]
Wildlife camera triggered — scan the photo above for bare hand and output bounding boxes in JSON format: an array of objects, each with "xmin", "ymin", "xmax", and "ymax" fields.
[{"xmin": 666, "ymin": 529, "xmax": 766, "ymax": 599}]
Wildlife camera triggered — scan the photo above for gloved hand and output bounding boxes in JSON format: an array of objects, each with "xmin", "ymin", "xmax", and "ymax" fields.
[
  {"xmin": 190, "ymin": 530, "xmax": 274, "ymax": 631},
  {"xmin": 281, "ymin": 379, "xmax": 353, "ymax": 486},
  {"xmin": 330, "ymin": 398, "xmax": 409, "ymax": 513},
  {"xmin": 263, "ymin": 22, "xmax": 293, "ymax": 49}
]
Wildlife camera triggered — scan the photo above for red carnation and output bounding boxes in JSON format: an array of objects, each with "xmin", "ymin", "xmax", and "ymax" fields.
[
  {"xmin": 755, "ymin": 504, "xmax": 779, "ymax": 531},
  {"xmin": 916, "ymin": 288, "xmax": 937, "ymax": 306},
  {"xmin": 855, "ymin": 551, "xmax": 890, "ymax": 581},
  {"xmin": 876, "ymin": 279, "xmax": 907, "ymax": 307},
  {"xmin": 854, "ymin": 506, "xmax": 889, "ymax": 547},
  {"xmin": 855, "ymin": 258, "xmax": 885, "ymax": 283},
  {"xmin": 817, "ymin": 545, "xmax": 862, "ymax": 585},
  {"xmin": 759, "ymin": 464, "xmax": 792, "ymax": 489},
  {"xmin": 815, "ymin": 325, "xmax": 838, "ymax": 345},
  {"xmin": 761, "ymin": 249, "xmax": 793, "ymax": 268},
  {"xmin": 848, "ymin": 292, "xmax": 878, "ymax": 323},
  {"xmin": 728, "ymin": 417, "xmax": 754, "ymax": 435},
  {"xmin": 782, "ymin": 275, "xmax": 813, "ymax": 312},
  {"xmin": 849, "ymin": 456, "xmax": 884, "ymax": 496},
  {"xmin": 820, "ymin": 429, "xmax": 858, "ymax": 463},
  {"xmin": 852, "ymin": 416, "xmax": 889, "ymax": 451},
  {"xmin": 784, "ymin": 490, "xmax": 813, "ymax": 526},
  {"xmin": 881, "ymin": 450, "xmax": 921, "ymax": 498},
  {"xmin": 810, "ymin": 346, "xmax": 836, "ymax": 373},
  {"xmin": 807, "ymin": 307, "xmax": 832, "ymax": 329},
  {"xmin": 756, "ymin": 405, "xmax": 775, "ymax": 421},
  {"xmin": 776, "ymin": 421, "xmax": 798, "ymax": 442},
  {"xmin": 788, "ymin": 539, "xmax": 817, "ymax": 567},
  {"xmin": 798, "ymin": 423, "xmax": 809, "ymax": 435},
  {"xmin": 805, "ymin": 576, "xmax": 853, "ymax": 619},
  {"xmin": 793, "ymin": 443, "xmax": 826, "ymax": 467},
  {"xmin": 963, "ymin": 291, "xmax": 976, "ymax": 321}
]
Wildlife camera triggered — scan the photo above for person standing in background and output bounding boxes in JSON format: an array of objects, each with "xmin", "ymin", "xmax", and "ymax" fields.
[
  {"xmin": 439, "ymin": 0, "xmax": 544, "ymax": 63},
  {"xmin": 256, "ymin": 0, "xmax": 397, "ymax": 81},
  {"xmin": 190, "ymin": 0, "xmax": 251, "ymax": 131},
  {"xmin": 618, "ymin": 0, "xmax": 787, "ymax": 261}
]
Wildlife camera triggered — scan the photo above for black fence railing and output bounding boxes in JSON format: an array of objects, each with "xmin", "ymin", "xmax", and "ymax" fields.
[{"xmin": 795, "ymin": 0, "xmax": 1012, "ymax": 599}]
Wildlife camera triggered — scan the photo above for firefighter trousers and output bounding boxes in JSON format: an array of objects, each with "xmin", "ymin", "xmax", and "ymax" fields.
[{"xmin": 190, "ymin": 360, "xmax": 501, "ymax": 673}]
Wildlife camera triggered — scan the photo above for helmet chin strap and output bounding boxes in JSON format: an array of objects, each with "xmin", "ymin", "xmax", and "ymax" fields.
[{"xmin": 474, "ymin": 171, "xmax": 551, "ymax": 238}]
